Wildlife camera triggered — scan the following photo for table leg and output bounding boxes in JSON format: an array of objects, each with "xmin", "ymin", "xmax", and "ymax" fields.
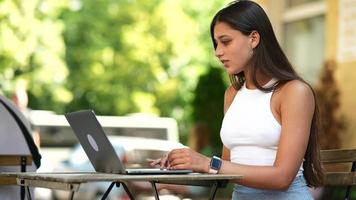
[
  {"xmin": 68, "ymin": 191, "xmax": 75, "ymax": 200},
  {"xmin": 208, "ymin": 181, "xmax": 219, "ymax": 200},
  {"xmin": 20, "ymin": 157, "xmax": 27, "ymax": 200},
  {"xmin": 21, "ymin": 187, "xmax": 25, "ymax": 200},
  {"xmin": 101, "ymin": 182, "xmax": 116, "ymax": 200},
  {"xmin": 121, "ymin": 182, "xmax": 135, "ymax": 200},
  {"xmin": 150, "ymin": 181, "xmax": 160, "ymax": 200},
  {"xmin": 25, "ymin": 186, "xmax": 32, "ymax": 200},
  {"xmin": 20, "ymin": 179, "xmax": 25, "ymax": 200},
  {"xmin": 101, "ymin": 182, "xmax": 135, "ymax": 200}
]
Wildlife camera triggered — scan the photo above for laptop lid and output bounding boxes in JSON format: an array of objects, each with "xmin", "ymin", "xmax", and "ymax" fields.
[
  {"xmin": 65, "ymin": 110, "xmax": 126, "ymax": 174},
  {"xmin": 65, "ymin": 110, "xmax": 193, "ymax": 175}
]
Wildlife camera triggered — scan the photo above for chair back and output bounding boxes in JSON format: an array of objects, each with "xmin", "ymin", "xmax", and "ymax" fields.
[
  {"xmin": 0, "ymin": 155, "xmax": 32, "ymax": 185},
  {"xmin": 321, "ymin": 148, "xmax": 356, "ymax": 200}
]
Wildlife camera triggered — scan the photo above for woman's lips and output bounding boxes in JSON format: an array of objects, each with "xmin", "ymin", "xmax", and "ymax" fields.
[{"xmin": 221, "ymin": 60, "xmax": 229, "ymax": 67}]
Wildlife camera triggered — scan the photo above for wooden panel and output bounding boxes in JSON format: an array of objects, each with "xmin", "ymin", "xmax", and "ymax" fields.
[
  {"xmin": 321, "ymin": 149, "xmax": 356, "ymax": 163},
  {"xmin": 0, "ymin": 155, "xmax": 32, "ymax": 186},
  {"xmin": 324, "ymin": 172, "xmax": 356, "ymax": 186},
  {"xmin": 0, "ymin": 177, "xmax": 16, "ymax": 185},
  {"xmin": 0, "ymin": 155, "xmax": 32, "ymax": 166}
]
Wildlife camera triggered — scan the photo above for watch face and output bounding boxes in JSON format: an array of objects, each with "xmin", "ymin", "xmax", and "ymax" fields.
[{"xmin": 211, "ymin": 157, "xmax": 222, "ymax": 170}]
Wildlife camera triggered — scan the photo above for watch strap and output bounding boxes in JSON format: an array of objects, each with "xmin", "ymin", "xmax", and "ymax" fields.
[
  {"xmin": 209, "ymin": 167, "xmax": 218, "ymax": 174},
  {"xmin": 209, "ymin": 156, "xmax": 222, "ymax": 174}
]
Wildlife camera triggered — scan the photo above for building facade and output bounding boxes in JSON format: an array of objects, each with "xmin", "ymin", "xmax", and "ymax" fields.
[{"xmin": 256, "ymin": 0, "xmax": 356, "ymax": 148}]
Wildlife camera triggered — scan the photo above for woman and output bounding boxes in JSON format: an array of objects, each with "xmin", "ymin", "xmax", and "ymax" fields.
[{"xmin": 151, "ymin": 1, "xmax": 324, "ymax": 199}]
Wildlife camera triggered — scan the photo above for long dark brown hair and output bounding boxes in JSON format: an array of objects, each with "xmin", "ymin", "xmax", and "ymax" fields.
[{"xmin": 210, "ymin": 0, "xmax": 323, "ymax": 187}]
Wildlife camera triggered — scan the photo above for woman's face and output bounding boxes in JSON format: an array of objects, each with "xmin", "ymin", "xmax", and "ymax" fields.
[{"xmin": 213, "ymin": 22, "xmax": 253, "ymax": 75}]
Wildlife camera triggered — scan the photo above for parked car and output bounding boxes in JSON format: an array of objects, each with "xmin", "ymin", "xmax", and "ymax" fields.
[
  {"xmin": 30, "ymin": 111, "xmax": 180, "ymax": 147},
  {"xmin": 52, "ymin": 136, "xmax": 185, "ymax": 200}
]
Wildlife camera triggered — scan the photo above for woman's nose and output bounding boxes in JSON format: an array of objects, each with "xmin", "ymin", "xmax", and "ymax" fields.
[{"xmin": 215, "ymin": 45, "xmax": 223, "ymax": 58}]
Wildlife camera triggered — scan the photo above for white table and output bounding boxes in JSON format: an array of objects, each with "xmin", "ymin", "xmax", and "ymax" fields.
[{"xmin": 0, "ymin": 172, "xmax": 242, "ymax": 200}]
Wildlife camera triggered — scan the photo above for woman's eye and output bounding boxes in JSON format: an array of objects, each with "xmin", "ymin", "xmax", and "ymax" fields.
[{"xmin": 221, "ymin": 40, "xmax": 231, "ymax": 45}]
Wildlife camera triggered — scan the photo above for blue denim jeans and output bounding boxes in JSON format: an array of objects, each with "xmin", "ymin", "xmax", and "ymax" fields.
[{"xmin": 232, "ymin": 175, "xmax": 313, "ymax": 200}]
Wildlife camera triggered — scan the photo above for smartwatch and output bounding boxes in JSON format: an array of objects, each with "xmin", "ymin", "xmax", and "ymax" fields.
[{"xmin": 209, "ymin": 156, "xmax": 222, "ymax": 174}]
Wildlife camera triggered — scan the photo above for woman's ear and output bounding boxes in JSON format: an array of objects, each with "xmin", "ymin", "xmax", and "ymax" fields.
[{"xmin": 250, "ymin": 31, "xmax": 260, "ymax": 49}]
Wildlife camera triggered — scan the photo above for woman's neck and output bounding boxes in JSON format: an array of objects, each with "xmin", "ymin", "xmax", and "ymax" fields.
[{"xmin": 243, "ymin": 68, "xmax": 271, "ymax": 89}]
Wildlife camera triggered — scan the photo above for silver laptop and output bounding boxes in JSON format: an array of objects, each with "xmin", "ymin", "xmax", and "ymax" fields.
[{"xmin": 65, "ymin": 110, "xmax": 192, "ymax": 175}]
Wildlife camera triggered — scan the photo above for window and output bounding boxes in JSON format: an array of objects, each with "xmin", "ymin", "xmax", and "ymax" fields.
[
  {"xmin": 280, "ymin": 0, "xmax": 326, "ymax": 85},
  {"xmin": 283, "ymin": 15, "xmax": 325, "ymax": 85}
]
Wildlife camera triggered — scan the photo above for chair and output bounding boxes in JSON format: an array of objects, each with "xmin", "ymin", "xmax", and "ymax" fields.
[
  {"xmin": 0, "ymin": 155, "xmax": 32, "ymax": 185},
  {"xmin": 0, "ymin": 155, "xmax": 33, "ymax": 200},
  {"xmin": 320, "ymin": 148, "xmax": 356, "ymax": 200},
  {"xmin": 0, "ymin": 95, "xmax": 40, "ymax": 200}
]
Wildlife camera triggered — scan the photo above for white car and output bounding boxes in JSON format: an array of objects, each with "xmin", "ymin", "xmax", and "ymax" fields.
[{"xmin": 52, "ymin": 136, "xmax": 185, "ymax": 200}]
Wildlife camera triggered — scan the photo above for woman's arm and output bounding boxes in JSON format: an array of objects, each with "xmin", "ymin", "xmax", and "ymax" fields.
[{"xmin": 221, "ymin": 145, "xmax": 230, "ymax": 161}]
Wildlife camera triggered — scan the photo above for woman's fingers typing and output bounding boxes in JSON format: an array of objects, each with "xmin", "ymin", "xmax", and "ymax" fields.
[
  {"xmin": 148, "ymin": 158, "xmax": 161, "ymax": 168},
  {"xmin": 168, "ymin": 157, "xmax": 190, "ymax": 169},
  {"xmin": 149, "ymin": 154, "xmax": 170, "ymax": 169},
  {"xmin": 149, "ymin": 148, "xmax": 208, "ymax": 171},
  {"xmin": 160, "ymin": 154, "xmax": 170, "ymax": 168}
]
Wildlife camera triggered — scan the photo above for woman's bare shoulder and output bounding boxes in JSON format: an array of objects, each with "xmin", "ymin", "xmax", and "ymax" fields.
[
  {"xmin": 280, "ymin": 79, "xmax": 313, "ymax": 95},
  {"xmin": 224, "ymin": 85, "xmax": 238, "ymax": 101},
  {"xmin": 224, "ymin": 85, "xmax": 238, "ymax": 113},
  {"xmin": 279, "ymin": 79, "xmax": 315, "ymax": 106}
]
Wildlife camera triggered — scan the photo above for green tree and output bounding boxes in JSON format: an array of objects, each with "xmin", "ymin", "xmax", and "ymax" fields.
[
  {"xmin": 61, "ymin": 0, "xmax": 230, "ymax": 139},
  {"xmin": 164, "ymin": 0, "xmax": 230, "ymax": 141},
  {"xmin": 191, "ymin": 67, "xmax": 226, "ymax": 152},
  {"xmin": 62, "ymin": 0, "xmax": 157, "ymax": 115},
  {"xmin": 0, "ymin": 0, "xmax": 70, "ymax": 111},
  {"xmin": 0, "ymin": 0, "xmax": 231, "ymax": 144},
  {"xmin": 315, "ymin": 60, "xmax": 347, "ymax": 149},
  {"xmin": 61, "ymin": 0, "xmax": 202, "ymax": 116}
]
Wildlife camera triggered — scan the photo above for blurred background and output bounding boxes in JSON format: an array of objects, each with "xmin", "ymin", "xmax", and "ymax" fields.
[{"xmin": 0, "ymin": 0, "xmax": 355, "ymax": 199}]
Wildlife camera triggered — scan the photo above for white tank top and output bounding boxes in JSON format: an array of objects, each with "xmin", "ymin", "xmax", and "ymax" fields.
[{"xmin": 220, "ymin": 79, "xmax": 303, "ymax": 174}]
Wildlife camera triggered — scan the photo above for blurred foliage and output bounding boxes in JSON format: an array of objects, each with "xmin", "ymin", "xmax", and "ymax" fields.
[
  {"xmin": 0, "ymin": 0, "xmax": 230, "ymax": 144},
  {"xmin": 191, "ymin": 67, "xmax": 226, "ymax": 153},
  {"xmin": 315, "ymin": 60, "xmax": 347, "ymax": 149},
  {"xmin": 0, "ymin": 0, "xmax": 70, "ymax": 111},
  {"xmin": 1, "ymin": 0, "xmax": 343, "ymax": 153}
]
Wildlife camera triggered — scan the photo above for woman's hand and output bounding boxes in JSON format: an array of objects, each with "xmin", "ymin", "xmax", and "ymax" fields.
[
  {"xmin": 149, "ymin": 153, "xmax": 169, "ymax": 169},
  {"xmin": 151, "ymin": 148, "xmax": 211, "ymax": 173}
]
